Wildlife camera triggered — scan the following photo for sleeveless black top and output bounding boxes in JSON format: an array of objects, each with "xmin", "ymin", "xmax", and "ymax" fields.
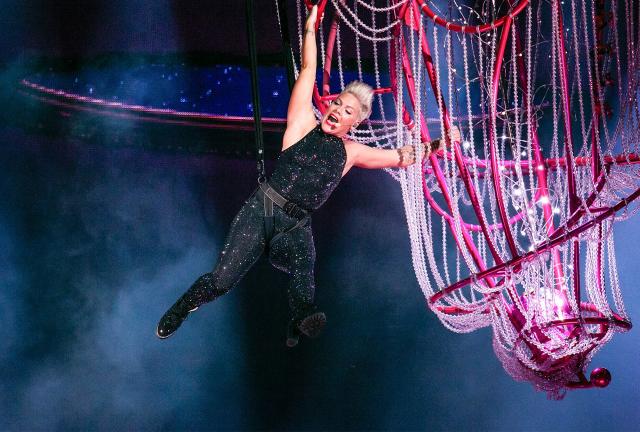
[{"xmin": 269, "ymin": 124, "xmax": 347, "ymax": 211}]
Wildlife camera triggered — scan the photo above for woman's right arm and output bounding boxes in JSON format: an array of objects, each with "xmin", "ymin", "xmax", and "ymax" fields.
[{"xmin": 283, "ymin": 5, "xmax": 319, "ymax": 148}]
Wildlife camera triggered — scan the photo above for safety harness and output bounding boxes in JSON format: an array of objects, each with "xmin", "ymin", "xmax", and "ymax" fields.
[{"xmin": 257, "ymin": 182, "xmax": 311, "ymax": 249}]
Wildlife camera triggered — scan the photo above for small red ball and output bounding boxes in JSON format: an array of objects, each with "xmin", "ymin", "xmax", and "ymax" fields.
[{"xmin": 590, "ymin": 367, "xmax": 612, "ymax": 388}]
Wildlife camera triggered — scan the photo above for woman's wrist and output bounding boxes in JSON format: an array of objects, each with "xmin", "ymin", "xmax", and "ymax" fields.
[
  {"xmin": 396, "ymin": 148, "xmax": 405, "ymax": 167},
  {"xmin": 397, "ymin": 145, "xmax": 417, "ymax": 167}
]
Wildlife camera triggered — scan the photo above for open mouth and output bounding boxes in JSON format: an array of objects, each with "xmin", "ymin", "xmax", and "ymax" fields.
[{"xmin": 326, "ymin": 113, "xmax": 339, "ymax": 125}]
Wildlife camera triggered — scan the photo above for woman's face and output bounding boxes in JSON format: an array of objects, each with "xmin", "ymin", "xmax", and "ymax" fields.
[{"xmin": 320, "ymin": 92, "xmax": 362, "ymax": 137}]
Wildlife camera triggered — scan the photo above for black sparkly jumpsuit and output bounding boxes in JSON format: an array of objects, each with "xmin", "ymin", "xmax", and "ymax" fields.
[{"xmin": 182, "ymin": 124, "xmax": 346, "ymax": 325}]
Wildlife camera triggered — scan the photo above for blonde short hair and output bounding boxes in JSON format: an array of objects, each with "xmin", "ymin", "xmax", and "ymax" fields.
[{"xmin": 341, "ymin": 80, "xmax": 374, "ymax": 122}]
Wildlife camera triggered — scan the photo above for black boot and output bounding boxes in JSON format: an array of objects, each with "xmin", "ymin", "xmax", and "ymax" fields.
[
  {"xmin": 285, "ymin": 306, "xmax": 326, "ymax": 347},
  {"xmin": 156, "ymin": 293, "xmax": 199, "ymax": 339},
  {"xmin": 298, "ymin": 311, "xmax": 326, "ymax": 338},
  {"xmin": 156, "ymin": 273, "xmax": 223, "ymax": 339},
  {"xmin": 286, "ymin": 320, "xmax": 302, "ymax": 347}
]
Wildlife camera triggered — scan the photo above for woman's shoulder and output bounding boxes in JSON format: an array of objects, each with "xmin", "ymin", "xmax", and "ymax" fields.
[{"xmin": 281, "ymin": 119, "xmax": 319, "ymax": 151}]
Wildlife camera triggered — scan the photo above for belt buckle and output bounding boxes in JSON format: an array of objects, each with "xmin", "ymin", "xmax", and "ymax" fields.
[{"xmin": 284, "ymin": 202, "xmax": 305, "ymax": 219}]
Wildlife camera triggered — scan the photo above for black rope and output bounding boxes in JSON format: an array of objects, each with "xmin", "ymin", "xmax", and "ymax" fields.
[
  {"xmin": 276, "ymin": 0, "xmax": 296, "ymax": 93},
  {"xmin": 246, "ymin": 0, "xmax": 266, "ymax": 184}
]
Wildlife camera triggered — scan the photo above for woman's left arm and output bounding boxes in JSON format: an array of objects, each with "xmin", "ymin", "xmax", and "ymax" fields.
[{"xmin": 348, "ymin": 126, "xmax": 461, "ymax": 169}]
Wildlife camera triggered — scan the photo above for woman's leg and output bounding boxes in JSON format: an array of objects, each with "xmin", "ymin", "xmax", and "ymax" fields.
[
  {"xmin": 268, "ymin": 221, "xmax": 325, "ymax": 346},
  {"xmin": 157, "ymin": 190, "xmax": 267, "ymax": 338}
]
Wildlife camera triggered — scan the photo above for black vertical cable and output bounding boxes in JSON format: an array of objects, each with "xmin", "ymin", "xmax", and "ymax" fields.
[
  {"xmin": 246, "ymin": 0, "xmax": 266, "ymax": 183},
  {"xmin": 276, "ymin": 0, "xmax": 296, "ymax": 93}
]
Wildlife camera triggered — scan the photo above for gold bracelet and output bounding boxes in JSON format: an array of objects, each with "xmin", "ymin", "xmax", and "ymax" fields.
[{"xmin": 396, "ymin": 148, "xmax": 405, "ymax": 166}]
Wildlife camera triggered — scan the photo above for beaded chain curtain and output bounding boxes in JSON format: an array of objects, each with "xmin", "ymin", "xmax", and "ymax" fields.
[{"xmin": 277, "ymin": 0, "xmax": 640, "ymax": 399}]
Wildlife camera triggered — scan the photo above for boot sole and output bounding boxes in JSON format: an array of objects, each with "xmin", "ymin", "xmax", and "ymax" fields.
[
  {"xmin": 155, "ymin": 307, "xmax": 197, "ymax": 339},
  {"xmin": 298, "ymin": 312, "xmax": 326, "ymax": 338},
  {"xmin": 156, "ymin": 328, "xmax": 172, "ymax": 339},
  {"xmin": 286, "ymin": 336, "xmax": 299, "ymax": 347}
]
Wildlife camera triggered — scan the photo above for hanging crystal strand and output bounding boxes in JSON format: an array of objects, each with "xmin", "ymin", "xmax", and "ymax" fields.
[
  {"xmin": 477, "ymin": 48, "xmax": 494, "ymax": 269},
  {"xmin": 624, "ymin": 0, "xmax": 634, "ymax": 83},
  {"xmin": 414, "ymin": 6, "xmax": 440, "ymax": 295},
  {"xmin": 419, "ymin": 190, "xmax": 437, "ymax": 297},
  {"xmin": 442, "ymin": 215, "xmax": 452, "ymax": 288},
  {"xmin": 371, "ymin": 2, "xmax": 388, "ymax": 137},
  {"xmin": 591, "ymin": 13, "xmax": 625, "ymax": 213},
  {"xmin": 274, "ymin": 0, "xmax": 298, "ymax": 80},
  {"xmin": 491, "ymin": 303, "xmax": 513, "ymax": 353},
  {"xmin": 549, "ymin": 0, "xmax": 562, "ymax": 252},
  {"xmin": 580, "ymin": 0, "xmax": 601, "ymax": 161},
  {"xmin": 628, "ymin": 0, "xmax": 635, "ymax": 78},
  {"xmin": 395, "ymin": 31, "xmax": 404, "ymax": 155},
  {"xmin": 524, "ymin": 2, "xmax": 538, "ymax": 243},
  {"xmin": 336, "ymin": 22, "xmax": 346, "ymax": 89},
  {"xmin": 589, "ymin": 0, "xmax": 611, "ymax": 148},
  {"xmin": 409, "ymin": 3, "xmax": 421, "ymax": 145},
  {"xmin": 477, "ymin": 28, "xmax": 492, "ymax": 218},
  {"xmin": 354, "ymin": 0, "xmax": 364, "ymax": 81},
  {"xmin": 346, "ymin": 1, "xmax": 368, "ymax": 144},
  {"xmin": 626, "ymin": 0, "xmax": 640, "ymax": 164},
  {"xmin": 385, "ymin": 1, "xmax": 392, "ymax": 122},
  {"xmin": 410, "ymin": 8, "xmax": 435, "ymax": 299},
  {"xmin": 614, "ymin": 0, "xmax": 632, "ymax": 157},
  {"xmin": 432, "ymin": 24, "xmax": 447, "ymax": 165},
  {"xmin": 550, "ymin": 1, "xmax": 568, "ymax": 233},
  {"xmin": 435, "ymin": 18, "xmax": 479, "ymax": 277},
  {"xmin": 426, "ymin": 197, "xmax": 446, "ymax": 290},
  {"xmin": 609, "ymin": 0, "xmax": 624, "ymax": 134},
  {"xmin": 432, "ymin": 22, "xmax": 463, "ymax": 291},
  {"xmin": 599, "ymin": 224, "xmax": 610, "ymax": 319},
  {"xmin": 319, "ymin": 19, "xmax": 326, "ymax": 74},
  {"xmin": 593, "ymin": 13, "xmax": 619, "ymax": 157},
  {"xmin": 461, "ymin": 33, "xmax": 483, "ymax": 237},
  {"xmin": 413, "ymin": 10, "xmax": 435, "ymax": 299},
  {"xmin": 486, "ymin": 22, "xmax": 507, "ymax": 259},
  {"xmin": 397, "ymin": 25, "xmax": 435, "ymax": 298},
  {"xmin": 591, "ymin": 237, "xmax": 610, "ymax": 315},
  {"xmin": 480, "ymin": 224, "xmax": 487, "ymax": 268},
  {"xmin": 296, "ymin": 0, "xmax": 303, "ymax": 62},
  {"xmin": 567, "ymin": 0, "xmax": 589, "ymax": 156},
  {"xmin": 450, "ymin": 49, "xmax": 477, "ymax": 273},
  {"xmin": 415, "ymin": 183, "xmax": 435, "ymax": 298},
  {"xmin": 564, "ymin": 241, "xmax": 579, "ymax": 317},
  {"xmin": 442, "ymin": 17, "xmax": 472, "ymax": 274},
  {"xmin": 404, "ymin": 159, "xmax": 433, "ymax": 299},
  {"xmin": 607, "ymin": 227, "xmax": 628, "ymax": 318},
  {"xmin": 469, "ymin": 231, "xmax": 478, "ymax": 304},
  {"xmin": 588, "ymin": 238, "xmax": 610, "ymax": 315},
  {"xmin": 506, "ymin": 267, "xmax": 530, "ymax": 330},
  {"xmin": 509, "ymin": 18, "xmax": 530, "ymax": 253},
  {"xmin": 588, "ymin": 0, "xmax": 621, "ymax": 204},
  {"xmin": 444, "ymin": 28, "xmax": 460, "ymax": 213}
]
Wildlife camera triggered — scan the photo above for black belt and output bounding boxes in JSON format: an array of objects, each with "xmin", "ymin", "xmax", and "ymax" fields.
[
  {"xmin": 257, "ymin": 182, "xmax": 311, "ymax": 248},
  {"xmin": 257, "ymin": 182, "xmax": 310, "ymax": 220}
]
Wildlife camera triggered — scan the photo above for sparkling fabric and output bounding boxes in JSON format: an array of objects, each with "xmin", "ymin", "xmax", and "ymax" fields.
[
  {"xmin": 176, "ymin": 124, "xmax": 346, "ymax": 325},
  {"xmin": 269, "ymin": 124, "xmax": 347, "ymax": 210}
]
